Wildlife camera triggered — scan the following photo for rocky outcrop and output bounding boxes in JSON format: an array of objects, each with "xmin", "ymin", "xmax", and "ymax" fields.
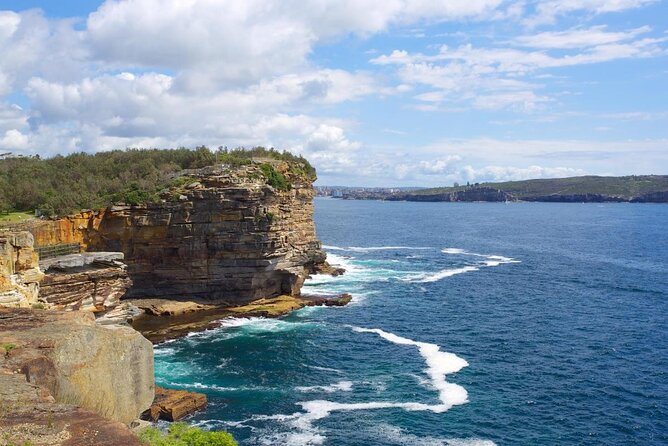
[
  {"xmin": 39, "ymin": 252, "xmax": 132, "ymax": 312},
  {"xmin": 132, "ymin": 293, "xmax": 354, "ymax": 343},
  {"xmin": 522, "ymin": 193, "xmax": 627, "ymax": 203},
  {"xmin": 0, "ymin": 371, "xmax": 143, "ymax": 446},
  {"xmin": 0, "ymin": 308, "xmax": 154, "ymax": 424},
  {"xmin": 0, "ymin": 231, "xmax": 44, "ymax": 308},
  {"xmin": 25, "ymin": 162, "xmax": 328, "ymax": 305},
  {"xmin": 631, "ymin": 190, "xmax": 668, "ymax": 203},
  {"xmin": 142, "ymin": 386, "xmax": 207, "ymax": 422}
]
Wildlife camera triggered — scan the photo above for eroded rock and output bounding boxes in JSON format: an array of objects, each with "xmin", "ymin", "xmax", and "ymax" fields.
[
  {"xmin": 142, "ymin": 386, "xmax": 207, "ymax": 422},
  {"xmin": 0, "ymin": 308, "xmax": 154, "ymax": 424},
  {"xmin": 39, "ymin": 252, "xmax": 132, "ymax": 312},
  {"xmin": 0, "ymin": 231, "xmax": 44, "ymax": 308}
]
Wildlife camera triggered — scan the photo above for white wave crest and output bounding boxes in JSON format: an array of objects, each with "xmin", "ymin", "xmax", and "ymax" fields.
[
  {"xmin": 324, "ymin": 245, "xmax": 432, "ymax": 252},
  {"xmin": 441, "ymin": 248, "xmax": 468, "ymax": 254},
  {"xmin": 295, "ymin": 381, "xmax": 354, "ymax": 393},
  {"xmin": 303, "ymin": 364, "xmax": 344, "ymax": 374},
  {"xmin": 217, "ymin": 317, "xmax": 313, "ymax": 333},
  {"xmin": 251, "ymin": 327, "xmax": 470, "ymax": 445},
  {"xmin": 405, "ymin": 266, "xmax": 479, "ymax": 283},
  {"xmin": 401, "ymin": 248, "xmax": 520, "ymax": 283},
  {"xmin": 352, "ymin": 327, "xmax": 468, "ymax": 409},
  {"xmin": 369, "ymin": 423, "xmax": 497, "ymax": 446}
]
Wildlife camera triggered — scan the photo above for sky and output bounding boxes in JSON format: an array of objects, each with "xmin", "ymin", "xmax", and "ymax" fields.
[{"xmin": 0, "ymin": 0, "xmax": 666, "ymax": 186}]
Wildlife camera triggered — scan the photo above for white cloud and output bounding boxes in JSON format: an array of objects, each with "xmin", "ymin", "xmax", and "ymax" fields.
[
  {"xmin": 526, "ymin": 0, "xmax": 658, "ymax": 26},
  {"xmin": 0, "ymin": 10, "xmax": 87, "ymax": 94},
  {"xmin": 85, "ymin": 0, "xmax": 503, "ymax": 90},
  {"xmin": 513, "ymin": 25, "xmax": 653, "ymax": 49},
  {"xmin": 371, "ymin": 25, "xmax": 666, "ymax": 110},
  {"xmin": 0, "ymin": 0, "xmax": 666, "ymax": 186}
]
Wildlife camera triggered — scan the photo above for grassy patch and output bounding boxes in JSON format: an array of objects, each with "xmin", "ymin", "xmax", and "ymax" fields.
[{"xmin": 0, "ymin": 212, "xmax": 34, "ymax": 223}]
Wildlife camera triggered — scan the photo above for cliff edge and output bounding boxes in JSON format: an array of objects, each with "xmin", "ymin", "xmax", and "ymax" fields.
[{"xmin": 26, "ymin": 160, "xmax": 328, "ymax": 305}]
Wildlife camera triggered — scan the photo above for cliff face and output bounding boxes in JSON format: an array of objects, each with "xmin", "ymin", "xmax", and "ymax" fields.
[
  {"xmin": 0, "ymin": 231, "xmax": 44, "ymax": 308},
  {"xmin": 0, "ymin": 308, "xmax": 154, "ymax": 425},
  {"xmin": 28, "ymin": 162, "xmax": 326, "ymax": 304}
]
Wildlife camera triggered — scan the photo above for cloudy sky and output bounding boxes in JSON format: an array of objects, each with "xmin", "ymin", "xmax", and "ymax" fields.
[{"xmin": 0, "ymin": 0, "xmax": 667, "ymax": 186}]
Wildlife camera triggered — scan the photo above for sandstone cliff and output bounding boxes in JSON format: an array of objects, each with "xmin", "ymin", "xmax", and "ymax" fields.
[
  {"xmin": 0, "ymin": 231, "xmax": 44, "ymax": 308},
  {"xmin": 39, "ymin": 252, "xmax": 132, "ymax": 312},
  {"xmin": 26, "ymin": 161, "xmax": 327, "ymax": 305}
]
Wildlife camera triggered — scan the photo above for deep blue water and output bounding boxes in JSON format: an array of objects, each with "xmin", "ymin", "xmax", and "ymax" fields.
[{"xmin": 154, "ymin": 199, "xmax": 668, "ymax": 445}]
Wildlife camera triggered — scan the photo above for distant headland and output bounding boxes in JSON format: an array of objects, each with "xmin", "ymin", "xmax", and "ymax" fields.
[{"xmin": 316, "ymin": 175, "xmax": 668, "ymax": 203}]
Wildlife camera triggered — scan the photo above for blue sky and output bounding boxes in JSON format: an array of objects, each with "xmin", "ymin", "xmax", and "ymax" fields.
[{"xmin": 0, "ymin": 0, "xmax": 666, "ymax": 186}]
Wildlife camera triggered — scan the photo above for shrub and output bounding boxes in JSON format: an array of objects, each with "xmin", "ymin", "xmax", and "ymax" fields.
[
  {"xmin": 259, "ymin": 164, "xmax": 290, "ymax": 191},
  {"xmin": 2, "ymin": 343, "xmax": 16, "ymax": 356},
  {"xmin": 138, "ymin": 423, "xmax": 237, "ymax": 446}
]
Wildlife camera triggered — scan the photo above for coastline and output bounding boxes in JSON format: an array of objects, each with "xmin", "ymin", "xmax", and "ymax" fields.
[{"xmin": 130, "ymin": 293, "xmax": 352, "ymax": 344}]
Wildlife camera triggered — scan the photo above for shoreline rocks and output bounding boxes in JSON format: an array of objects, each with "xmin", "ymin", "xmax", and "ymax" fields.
[
  {"xmin": 142, "ymin": 386, "xmax": 208, "ymax": 422},
  {"xmin": 131, "ymin": 293, "xmax": 354, "ymax": 344}
]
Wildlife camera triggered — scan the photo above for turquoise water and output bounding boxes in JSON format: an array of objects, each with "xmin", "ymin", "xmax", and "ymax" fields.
[{"xmin": 154, "ymin": 199, "xmax": 668, "ymax": 445}]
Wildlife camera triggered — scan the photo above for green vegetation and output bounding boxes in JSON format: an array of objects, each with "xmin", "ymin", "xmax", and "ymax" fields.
[
  {"xmin": 408, "ymin": 175, "xmax": 668, "ymax": 200},
  {"xmin": 138, "ymin": 422, "xmax": 237, "ymax": 446},
  {"xmin": 0, "ymin": 212, "xmax": 34, "ymax": 223},
  {"xmin": 2, "ymin": 343, "xmax": 16, "ymax": 356},
  {"xmin": 0, "ymin": 147, "xmax": 315, "ymax": 216},
  {"xmin": 259, "ymin": 163, "xmax": 291, "ymax": 191}
]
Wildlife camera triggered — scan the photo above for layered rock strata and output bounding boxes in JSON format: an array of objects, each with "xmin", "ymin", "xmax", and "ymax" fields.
[
  {"xmin": 0, "ymin": 308, "xmax": 154, "ymax": 425},
  {"xmin": 24, "ymin": 162, "xmax": 329, "ymax": 305},
  {"xmin": 0, "ymin": 231, "xmax": 44, "ymax": 308},
  {"xmin": 39, "ymin": 252, "xmax": 132, "ymax": 312}
]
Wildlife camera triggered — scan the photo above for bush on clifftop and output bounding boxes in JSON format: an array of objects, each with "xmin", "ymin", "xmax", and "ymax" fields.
[
  {"xmin": 138, "ymin": 422, "xmax": 237, "ymax": 446},
  {"xmin": 0, "ymin": 146, "xmax": 315, "ymax": 216},
  {"xmin": 259, "ymin": 163, "xmax": 291, "ymax": 191}
]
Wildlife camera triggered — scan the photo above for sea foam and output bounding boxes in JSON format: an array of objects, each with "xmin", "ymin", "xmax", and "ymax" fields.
[
  {"xmin": 295, "ymin": 380, "xmax": 354, "ymax": 393},
  {"xmin": 352, "ymin": 327, "xmax": 469, "ymax": 409},
  {"xmin": 251, "ymin": 327, "xmax": 470, "ymax": 445},
  {"xmin": 323, "ymin": 245, "xmax": 432, "ymax": 252},
  {"xmin": 403, "ymin": 248, "xmax": 520, "ymax": 283}
]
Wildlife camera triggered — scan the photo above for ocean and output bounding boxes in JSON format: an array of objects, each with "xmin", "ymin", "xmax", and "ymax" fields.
[{"xmin": 153, "ymin": 198, "xmax": 668, "ymax": 445}]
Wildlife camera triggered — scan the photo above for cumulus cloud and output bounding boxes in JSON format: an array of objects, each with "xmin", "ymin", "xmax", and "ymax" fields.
[
  {"xmin": 525, "ymin": 0, "xmax": 658, "ymax": 26},
  {"xmin": 0, "ymin": 0, "xmax": 665, "ymax": 186},
  {"xmin": 371, "ymin": 23, "xmax": 666, "ymax": 111}
]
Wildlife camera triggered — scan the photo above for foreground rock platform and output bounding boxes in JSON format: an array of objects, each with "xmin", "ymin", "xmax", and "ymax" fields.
[
  {"xmin": 0, "ymin": 372, "xmax": 143, "ymax": 446},
  {"xmin": 0, "ymin": 308, "xmax": 154, "ymax": 425}
]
